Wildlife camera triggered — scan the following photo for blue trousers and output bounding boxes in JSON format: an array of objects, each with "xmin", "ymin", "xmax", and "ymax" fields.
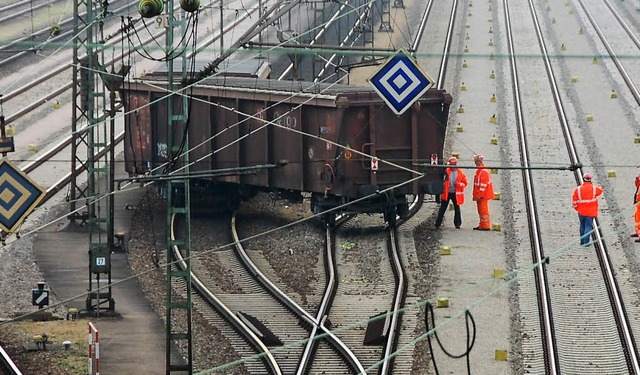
[{"xmin": 579, "ymin": 215, "xmax": 595, "ymax": 245}]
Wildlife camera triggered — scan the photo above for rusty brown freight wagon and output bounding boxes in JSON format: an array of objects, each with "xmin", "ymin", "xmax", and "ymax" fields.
[{"xmin": 122, "ymin": 76, "xmax": 451, "ymax": 224}]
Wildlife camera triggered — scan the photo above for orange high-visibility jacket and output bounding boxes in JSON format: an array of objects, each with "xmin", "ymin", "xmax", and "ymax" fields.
[
  {"xmin": 572, "ymin": 181, "xmax": 603, "ymax": 217},
  {"xmin": 440, "ymin": 167, "xmax": 468, "ymax": 204},
  {"xmin": 473, "ymin": 164, "xmax": 494, "ymax": 201}
]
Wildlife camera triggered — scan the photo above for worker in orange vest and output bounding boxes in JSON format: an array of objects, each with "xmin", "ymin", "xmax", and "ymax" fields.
[
  {"xmin": 633, "ymin": 172, "xmax": 640, "ymax": 242},
  {"xmin": 472, "ymin": 154, "xmax": 494, "ymax": 231},
  {"xmin": 435, "ymin": 156, "xmax": 467, "ymax": 229},
  {"xmin": 572, "ymin": 172, "xmax": 603, "ymax": 246}
]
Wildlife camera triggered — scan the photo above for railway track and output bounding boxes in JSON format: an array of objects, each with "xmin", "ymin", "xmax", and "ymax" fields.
[
  {"xmin": 151, "ymin": 1, "xmax": 445, "ymax": 373},
  {"xmin": 422, "ymin": 0, "xmax": 640, "ymax": 373},
  {"xmin": 501, "ymin": 0, "xmax": 640, "ymax": 372},
  {"xmin": 174, "ymin": 201, "xmax": 413, "ymax": 373}
]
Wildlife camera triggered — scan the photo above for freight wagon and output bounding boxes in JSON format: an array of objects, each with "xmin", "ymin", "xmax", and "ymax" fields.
[{"xmin": 122, "ymin": 76, "xmax": 451, "ymax": 224}]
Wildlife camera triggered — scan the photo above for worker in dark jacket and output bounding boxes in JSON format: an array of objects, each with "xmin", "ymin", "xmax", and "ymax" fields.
[
  {"xmin": 572, "ymin": 172, "xmax": 603, "ymax": 246},
  {"xmin": 435, "ymin": 156, "xmax": 467, "ymax": 229}
]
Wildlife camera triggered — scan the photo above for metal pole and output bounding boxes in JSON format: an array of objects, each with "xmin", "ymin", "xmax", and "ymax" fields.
[{"xmin": 220, "ymin": 0, "xmax": 224, "ymax": 55}]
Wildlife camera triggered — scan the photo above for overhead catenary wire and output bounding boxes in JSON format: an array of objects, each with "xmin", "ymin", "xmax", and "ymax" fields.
[{"xmin": 5, "ymin": 0, "xmax": 640, "ymax": 374}]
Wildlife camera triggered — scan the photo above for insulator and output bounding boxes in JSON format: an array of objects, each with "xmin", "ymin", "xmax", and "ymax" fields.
[
  {"xmin": 139, "ymin": 0, "xmax": 164, "ymax": 18},
  {"xmin": 180, "ymin": 0, "xmax": 200, "ymax": 12}
]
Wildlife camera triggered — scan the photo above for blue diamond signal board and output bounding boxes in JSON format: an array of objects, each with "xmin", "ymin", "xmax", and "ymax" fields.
[
  {"xmin": 367, "ymin": 48, "xmax": 434, "ymax": 116},
  {"xmin": 0, "ymin": 160, "xmax": 45, "ymax": 233}
]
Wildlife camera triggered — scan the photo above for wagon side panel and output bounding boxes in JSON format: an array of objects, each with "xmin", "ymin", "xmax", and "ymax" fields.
[
  {"xmin": 124, "ymin": 92, "xmax": 153, "ymax": 175},
  {"xmin": 150, "ymin": 92, "xmax": 169, "ymax": 174},
  {"xmin": 301, "ymin": 106, "xmax": 339, "ymax": 195},
  {"xmin": 210, "ymin": 98, "xmax": 240, "ymax": 184},
  {"xmin": 188, "ymin": 97, "xmax": 212, "ymax": 174},
  {"xmin": 268, "ymin": 104, "xmax": 303, "ymax": 191},
  {"xmin": 238, "ymin": 100, "xmax": 268, "ymax": 186}
]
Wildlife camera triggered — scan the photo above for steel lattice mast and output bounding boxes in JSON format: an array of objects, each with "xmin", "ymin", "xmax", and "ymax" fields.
[
  {"xmin": 72, "ymin": 0, "xmax": 120, "ymax": 314},
  {"xmin": 163, "ymin": 0, "xmax": 193, "ymax": 372}
]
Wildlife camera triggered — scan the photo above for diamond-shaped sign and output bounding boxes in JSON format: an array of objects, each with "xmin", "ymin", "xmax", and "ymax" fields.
[
  {"xmin": 0, "ymin": 160, "xmax": 45, "ymax": 233},
  {"xmin": 367, "ymin": 48, "xmax": 434, "ymax": 115}
]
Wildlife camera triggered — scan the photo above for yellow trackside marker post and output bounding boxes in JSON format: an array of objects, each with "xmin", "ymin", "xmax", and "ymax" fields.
[
  {"xmin": 456, "ymin": 123, "xmax": 464, "ymax": 132},
  {"xmin": 494, "ymin": 192, "xmax": 501, "ymax": 200},
  {"xmin": 436, "ymin": 297, "xmax": 449, "ymax": 308},
  {"xmin": 458, "ymin": 105, "xmax": 465, "ymax": 113},
  {"xmin": 463, "ymin": 60, "xmax": 468, "ymax": 68},
  {"xmin": 490, "ymin": 114, "xmax": 497, "ymax": 123},
  {"xmin": 495, "ymin": 350, "xmax": 508, "ymax": 361},
  {"xmin": 490, "ymin": 168, "xmax": 498, "ymax": 174},
  {"xmin": 611, "ymin": 90, "xmax": 617, "ymax": 99},
  {"xmin": 607, "ymin": 170, "xmax": 616, "ymax": 178},
  {"xmin": 490, "ymin": 135, "xmax": 498, "ymax": 145},
  {"xmin": 492, "ymin": 223, "xmax": 502, "ymax": 231},
  {"xmin": 586, "ymin": 114, "xmax": 594, "ymax": 121},
  {"xmin": 489, "ymin": 71, "xmax": 495, "ymax": 79},
  {"xmin": 571, "ymin": 76, "xmax": 579, "ymax": 83},
  {"xmin": 440, "ymin": 246, "xmax": 451, "ymax": 255},
  {"xmin": 490, "ymin": 94, "xmax": 497, "ymax": 102},
  {"xmin": 452, "ymin": 152, "xmax": 460, "ymax": 158},
  {"xmin": 634, "ymin": 135, "xmax": 640, "ymax": 144},
  {"xmin": 493, "ymin": 269, "xmax": 505, "ymax": 279}
]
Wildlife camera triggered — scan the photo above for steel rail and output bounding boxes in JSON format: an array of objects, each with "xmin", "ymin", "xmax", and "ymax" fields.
[
  {"xmin": 170, "ymin": 214, "xmax": 283, "ymax": 374},
  {"xmin": 379, "ymin": 227, "xmax": 407, "ymax": 374},
  {"xmin": 0, "ymin": 0, "xmax": 134, "ymax": 67},
  {"xmin": 296, "ymin": 225, "xmax": 340, "ymax": 374},
  {"xmin": 231, "ymin": 212, "xmax": 366, "ymax": 373},
  {"xmin": 0, "ymin": 0, "xmax": 62, "ymax": 24},
  {"xmin": 2, "ymin": 1, "xmax": 258, "ymax": 129},
  {"xmin": 577, "ymin": 0, "xmax": 640, "ymax": 112},
  {"xmin": 504, "ymin": 0, "xmax": 559, "ymax": 372},
  {"xmin": 527, "ymin": 0, "xmax": 640, "ymax": 371},
  {"xmin": 277, "ymin": 0, "xmax": 357, "ymax": 80},
  {"xmin": 313, "ymin": 1, "xmax": 373, "ymax": 81},
  {"xmin": 0, "ymin": 342, "xmax": 22, "ymax": 375}
]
